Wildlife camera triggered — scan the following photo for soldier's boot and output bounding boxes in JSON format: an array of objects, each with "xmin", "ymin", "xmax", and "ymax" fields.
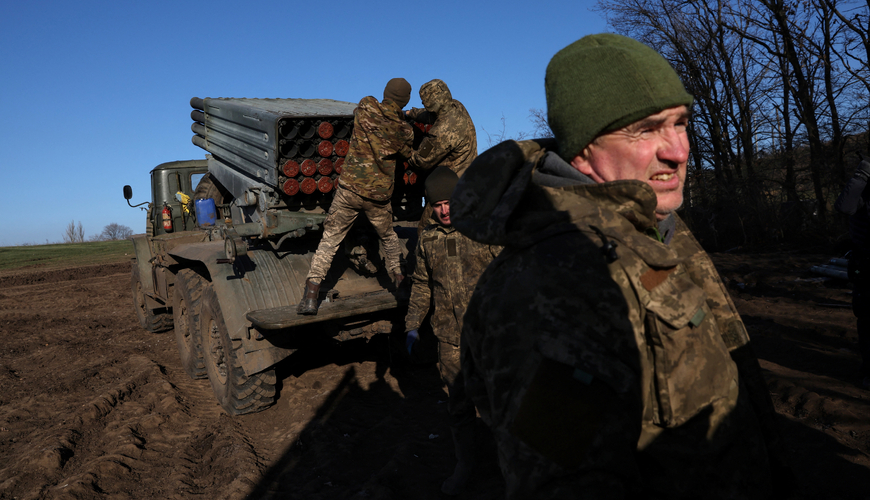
[
  {"xmin": 297, "ymin": 279, "xmax": 320, "ymax": 315},
  {"xmin": 441, "ymin": 424, "xmax": 477, "ymax": 496}
]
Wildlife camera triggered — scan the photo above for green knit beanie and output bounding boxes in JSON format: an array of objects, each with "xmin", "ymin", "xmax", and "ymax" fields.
[
  {"xmin": 545, "ymin": 34, "xmax": 694, "ymax": 161},
  {"xmin": 425, "ymin": 166, "xmax": 458, "ymax": 204}
]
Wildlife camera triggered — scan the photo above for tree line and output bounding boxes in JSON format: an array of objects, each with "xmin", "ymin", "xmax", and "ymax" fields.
[
  {"xmin": 585, "ymin": 0, "xmax": 869, "ymax": 251},
  {"xmin": 63, "ymin": 221, "xmax": 133, "ymax": 243}
]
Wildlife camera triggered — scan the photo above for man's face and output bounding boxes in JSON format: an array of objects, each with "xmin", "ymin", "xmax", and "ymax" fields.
[
  {"xmin": 570, "ymin": 106, "xmax": 691, "ymax": 220},
  {"xmin": 432, "ymin": 200, "xmax": 451, "ymax": 226}
]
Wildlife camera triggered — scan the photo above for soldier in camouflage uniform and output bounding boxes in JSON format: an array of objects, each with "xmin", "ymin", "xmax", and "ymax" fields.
[
  {"xmin": 403, "ymin": 167, "xmax": 501, "ymax": 495},
  {"xmin": 405, "ymin": 79, "xmax": 478, "ymax": 177},
  {"xmin": 299, "ymin": 78, "xmax": 415, "ymax": 315},
  {"xmin": 451, "ymin": 34, "xmax": 789, "ymax": 499},
  {"xmin": 404, "ymin": 80, "xmax": 478, "ymax": 235}
]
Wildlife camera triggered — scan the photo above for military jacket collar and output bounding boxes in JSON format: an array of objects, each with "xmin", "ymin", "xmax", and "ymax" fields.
[
  {"xmin": 535, "ymin": 179, "xmax": 684, "ymax": 269},
  {"xmin": 423, "ymin": 222, "xmax": 456, "ymax": 236}
]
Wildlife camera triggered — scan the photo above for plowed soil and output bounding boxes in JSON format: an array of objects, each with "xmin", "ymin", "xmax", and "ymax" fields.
[{"xmin": 0, "ymin": 253, "xmax": 868, "ymax": 499}]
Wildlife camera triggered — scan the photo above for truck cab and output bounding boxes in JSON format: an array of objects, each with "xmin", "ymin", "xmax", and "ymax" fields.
[{"xmin": 145, "ymin": 159, "xmax": 208, "ymax": 237}]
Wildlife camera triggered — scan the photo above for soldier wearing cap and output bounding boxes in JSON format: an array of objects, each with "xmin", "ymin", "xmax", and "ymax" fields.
[
  {"xmin": 404, "ymin": 166, "xmax": 500, "ymax": 495},
  {"xmin": 451, "ymin": 34, "xmax": 788, "ymax": 499},
  {"xmin": 299, "ymin": 78, "xmax": 415, "ymax": 315}
]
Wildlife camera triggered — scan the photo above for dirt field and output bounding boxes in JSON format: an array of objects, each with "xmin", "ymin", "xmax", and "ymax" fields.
[{"xmin": 0, "ymin": 252, "xmax": 869, "ymax": 499}]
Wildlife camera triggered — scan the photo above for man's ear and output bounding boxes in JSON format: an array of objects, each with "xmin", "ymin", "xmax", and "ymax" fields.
[{"xmin": 570, "ymin": 153, "xmax": 593, "ymax": 176}]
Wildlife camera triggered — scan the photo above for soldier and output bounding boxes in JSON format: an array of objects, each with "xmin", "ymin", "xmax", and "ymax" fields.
[
  {"xmin": 404, "ymin": 79, "xmax": 478, "ymax": 235},
  {"xmin": 298, "ymin": 78, "xmax": 415, "ymax": 315},
  {"xmin": 404, "ymin": 167, "xmax": 500, "ymax": 495},
  {"xmin": 834, "ymin": 158, "xmax": 870, "ymax": 389},
  {"xmin": 451, "ymin": 34, "xmax": 789, "ymax": 498},
  {"xmin": 405, "ymin": 79, "xmax": 477, "ymax": 177}
]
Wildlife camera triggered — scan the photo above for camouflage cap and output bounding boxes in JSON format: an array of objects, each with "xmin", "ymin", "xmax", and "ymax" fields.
[{"xmin": 545, "ymin": 34, "xmax": 694, "ymax": 162}]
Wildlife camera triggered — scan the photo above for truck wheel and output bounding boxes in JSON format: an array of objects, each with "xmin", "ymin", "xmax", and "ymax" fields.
[
  {"xmin": 131, "ymin": 260, "xmax": 172, "ymax": 333},
  {"xmin": 200, "ymin": 285, "xmax": 276, "ymax": 415},
  {"xmin": 172, "ymin": 269, "xmax": 208, "ymax": 379},
  {"xmin": 193, "ymin": 172, "xmax": 229, "ymax": 205}
]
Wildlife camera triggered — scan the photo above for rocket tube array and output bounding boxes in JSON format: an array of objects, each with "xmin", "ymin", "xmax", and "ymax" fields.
[{"xmin": 277, "ymin": 118, "xmax": 350, "ymax": 196}]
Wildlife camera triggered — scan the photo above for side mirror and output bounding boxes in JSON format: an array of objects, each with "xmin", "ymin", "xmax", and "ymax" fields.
[{"xmin": 124, "ymin": 185, "xmax": 148, "ymax": 208}]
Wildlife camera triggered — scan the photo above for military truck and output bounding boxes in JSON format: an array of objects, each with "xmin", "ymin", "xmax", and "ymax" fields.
[{"xmin": 124, "ymin": 97, "xmax": 430, "ymax": 415}]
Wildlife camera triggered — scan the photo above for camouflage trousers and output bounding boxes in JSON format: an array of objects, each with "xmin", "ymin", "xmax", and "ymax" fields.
[
  {"xmin": 307, "ymin": 185, "xmax": 401, "ymax": 281},
  {"xmin": 439, "ymin": 341, "xmax": 476, "ymax": 428}
]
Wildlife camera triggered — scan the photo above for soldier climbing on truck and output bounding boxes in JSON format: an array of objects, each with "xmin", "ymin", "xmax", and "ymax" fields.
[{"xmin": 298, "ymin": 78, "xmax": 415, "ymax": 316}]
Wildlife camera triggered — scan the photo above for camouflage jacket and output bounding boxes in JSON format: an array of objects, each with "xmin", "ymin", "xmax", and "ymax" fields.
[
  {"xmin": 338, "ymin": 96, "xmax": 414, "ymax": 201},
  {"xmin": 404, "ymin": 223, "xmax": 500, "ymax": 345},
  {"xmin": 451, "ymin": 139, "xmax": 780, "ymax": 499},
  {"xmin": 405, "ymin": 84, "xmax": 477, "ymax": 177}
]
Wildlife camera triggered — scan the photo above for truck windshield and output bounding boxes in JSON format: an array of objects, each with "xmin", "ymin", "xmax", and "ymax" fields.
[{"xmin": 191, "ymin": 173, "xmax": 205, "ymax": 191}]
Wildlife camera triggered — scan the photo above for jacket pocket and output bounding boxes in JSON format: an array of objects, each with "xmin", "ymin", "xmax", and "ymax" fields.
[{"xmin": 641, "ymin": 270, "xmax": 738, "ymax": 427}]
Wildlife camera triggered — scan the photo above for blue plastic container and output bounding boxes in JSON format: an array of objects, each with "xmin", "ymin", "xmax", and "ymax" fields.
[{"xmin": 195, "ymin": 198, "xmax": 217, "ymax": 227}]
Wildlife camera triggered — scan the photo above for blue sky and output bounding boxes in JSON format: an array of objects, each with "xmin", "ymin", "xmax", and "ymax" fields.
[{"xmin": 0, "ymin": 0, "xmax": 608, "ymax": 247}]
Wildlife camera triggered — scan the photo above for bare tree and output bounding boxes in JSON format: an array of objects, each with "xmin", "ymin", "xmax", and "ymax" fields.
[
  {"xmin": 63, "ymin": 221, "xmax": 85, "ymax": 243},
  {"xmin": 99, "ymin": 223, "xmax": 134, "ymax": 241},
  {"xmin": 527, "ymin": 108, "xmax": 553, "ymax": 138},
  {"xmin": 482, "ymin": 114, "xmax": 530, "ymax": 148}
]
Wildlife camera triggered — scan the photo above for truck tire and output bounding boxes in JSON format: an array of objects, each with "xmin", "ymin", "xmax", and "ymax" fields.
[
  {"xmin": 131, "ymin": 260, "xmax": 173, "ymax": 333},
  {"xmin": 172, "ymin": 269, "xmax": 208, "ymax": 379},
  {"xmin": 200, "ymin": 285, "xmax": 276, "ymax": 415},
  {"xmin": 193, "ymin": 172, "xmax": 230, "ymax": 205}
]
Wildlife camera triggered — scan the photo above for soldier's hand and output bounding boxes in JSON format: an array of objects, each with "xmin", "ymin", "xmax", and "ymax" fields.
[{"xmin": 405, "ymin": 329, "xmax": 419, "ymax": 354}]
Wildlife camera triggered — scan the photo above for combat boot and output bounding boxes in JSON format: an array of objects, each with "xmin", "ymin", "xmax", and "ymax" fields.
[
  {"xmin": 441, "ymin": 424, "xmax": 477, "ymax": 496},
  {"xmin": 297, "ymin": 278, "xmax": 320, "ymax": 315}
]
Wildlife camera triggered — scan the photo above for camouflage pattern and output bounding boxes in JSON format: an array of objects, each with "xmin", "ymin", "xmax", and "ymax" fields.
[
  {"xmin": 406, "ymin": 80, "xmax": 478, "ymax": 177},
  {"xmin": 437, "ymin": 341, "xmax": 476, "ymax": 426},
  {"xmin": 405, "ymin": 223, "xmax": 501, "ymax": 346},
  {"xmin": 405, "ymin": 222, "xmax": 499, "ymax": 427},
  {"xmin": 452, "ymin": 139, "xmax": 778, "ymax": 499},
  {"xmin": 307, "ymin": 185, "xmax": 401, "ymax": 281},
  {"xmin": 339, "ymin": 96, "xmax": 414, "ymax": 202}
]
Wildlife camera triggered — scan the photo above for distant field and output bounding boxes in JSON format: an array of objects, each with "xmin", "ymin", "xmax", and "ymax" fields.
[{"xmin": 0, "ymin": 240, "xmax": 133, "ymax": 272}]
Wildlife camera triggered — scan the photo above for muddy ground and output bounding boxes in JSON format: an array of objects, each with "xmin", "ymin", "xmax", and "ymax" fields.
[{"xmin": 0, "ymin": 251, "xmax": 869, "ymax": 499}]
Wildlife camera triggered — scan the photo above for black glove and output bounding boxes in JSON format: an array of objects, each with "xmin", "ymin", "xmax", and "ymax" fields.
[{"xmin": 856, "ymin": 160, "xmax": 870, "ymax": 181}]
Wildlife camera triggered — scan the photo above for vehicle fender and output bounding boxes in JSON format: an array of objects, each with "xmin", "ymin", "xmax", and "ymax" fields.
[
  {"xmin": 169, "ymin": 241, "xmax": 311, "ymax": 375},
  {"xmin": 131, "ymin": 234, "xmax": 155, "ymax": 295}
]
